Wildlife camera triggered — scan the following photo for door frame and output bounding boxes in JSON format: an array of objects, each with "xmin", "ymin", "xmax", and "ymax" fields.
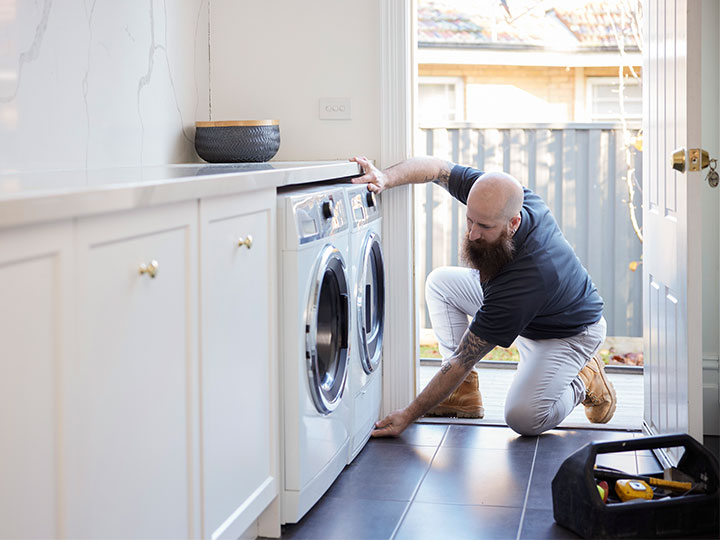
[
  {"xmin": 379, "ymin": 0, "xmax": 417, "ymax": 416},
  {"xmin": 380, "ymin": 1, "xmax": 716, "ymax": 436}
]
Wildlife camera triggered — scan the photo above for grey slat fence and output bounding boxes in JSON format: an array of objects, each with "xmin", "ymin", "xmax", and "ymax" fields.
[{"xmin": 416, "ymin": 122, "xmax": 642, "ymax": 338}]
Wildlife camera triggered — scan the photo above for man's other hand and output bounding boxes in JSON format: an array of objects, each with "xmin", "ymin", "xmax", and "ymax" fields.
[
  {"xmin": 350, "ymin": 156, "xmax": 389, "ymax": 193},
  {"xmin": 371, "ymin": 408, "xmax": 413, "ymax": 437}
]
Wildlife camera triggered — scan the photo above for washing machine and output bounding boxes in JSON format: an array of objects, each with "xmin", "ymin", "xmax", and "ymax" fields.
[
  {"xmin": 276, "ymin": 184, "xmax": 352, "ymax": 524},
  {"xmin": 345, "ymin": 184, "xmax": 385, "ymax": 463}
]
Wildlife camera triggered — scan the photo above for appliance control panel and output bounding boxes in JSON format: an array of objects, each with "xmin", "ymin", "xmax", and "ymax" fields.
[
  {"xmin": 347, "ymin": 185, "xmax": 381, "ymax": 228},
  {"xmin": 291, "ymin": 188, "xmax": 348, "ymax": 244}
]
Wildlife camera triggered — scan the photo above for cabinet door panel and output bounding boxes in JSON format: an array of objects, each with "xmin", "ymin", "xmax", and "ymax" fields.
[
  {"xmin": 200, "ymin": 192, "xmax": 275, "ymax": 539},
  {"xmin": 67, "ymin": 203, "xmax": 198, "ymax": 539},
  {"xmin": 0, "ymin": 222, "xmax": 72, "ymax": 539}
]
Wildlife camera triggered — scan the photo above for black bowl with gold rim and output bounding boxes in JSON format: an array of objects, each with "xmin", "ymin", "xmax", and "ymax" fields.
[{"xmin": 194, "ymin": 120, "xmax": 280, "ymax": 163}]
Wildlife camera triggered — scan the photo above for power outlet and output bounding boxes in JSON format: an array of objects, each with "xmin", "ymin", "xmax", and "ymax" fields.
[{"xmin": 319, "ymin": 97, "xmax": 352, "ymax": 120}]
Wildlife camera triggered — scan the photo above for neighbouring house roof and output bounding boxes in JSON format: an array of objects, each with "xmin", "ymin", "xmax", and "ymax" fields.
[{"xmin": 418, "ymin": 0, "xmax": 642, "ymax": 52}]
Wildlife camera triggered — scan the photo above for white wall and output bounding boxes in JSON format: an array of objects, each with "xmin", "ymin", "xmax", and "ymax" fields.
[
  {"xmin": 0, "ymin": 1, "xmax": 209, "ymax": 172},
  {"xmin": 209, "ymin": 0, "xmax": 381, "ymax": 162}
]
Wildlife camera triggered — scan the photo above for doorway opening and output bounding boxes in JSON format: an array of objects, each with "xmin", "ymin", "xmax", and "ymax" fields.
[{"xmin": 412, "ymin": 0, "xmax": 644, "ymax": 430}]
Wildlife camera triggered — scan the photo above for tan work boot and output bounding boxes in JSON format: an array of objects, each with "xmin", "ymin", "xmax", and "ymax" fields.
[
  {"xmin": 578, "ymin": 355, "xmax": 617, "ymax": 423},
  {"xmin": 426, "ymin": 370, "xmax": 485, "ymax": 418}
]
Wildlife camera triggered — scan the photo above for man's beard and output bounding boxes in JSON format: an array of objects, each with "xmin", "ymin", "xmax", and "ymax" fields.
[{"xmin": 461, "ymin": 229, "xmax": 516, "ymax": 282}]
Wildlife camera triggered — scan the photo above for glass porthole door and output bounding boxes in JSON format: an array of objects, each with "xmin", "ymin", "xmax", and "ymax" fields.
[
  {"xmin": 357, "ymin": 232, "xmax": 385, "ymax": 374},
  {"xmin": 305, "ymin": 245, "xmax": 350, "ymax": 414}
]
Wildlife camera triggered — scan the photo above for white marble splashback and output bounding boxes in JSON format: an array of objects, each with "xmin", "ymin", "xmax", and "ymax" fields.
[{"xmin": 0, "ymin": 0, "xmax": 209, "ymax": 173}]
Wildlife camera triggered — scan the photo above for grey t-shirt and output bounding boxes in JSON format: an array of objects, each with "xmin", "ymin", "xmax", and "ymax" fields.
[{"xmin": 449, "ymin": 165, "xmax": 604, "ymax": 347}]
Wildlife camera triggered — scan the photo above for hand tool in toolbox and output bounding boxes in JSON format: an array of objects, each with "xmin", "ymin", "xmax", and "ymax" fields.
[{"xmin": 552, "ymin": 433, "xmax": 719, "ymax": 538}]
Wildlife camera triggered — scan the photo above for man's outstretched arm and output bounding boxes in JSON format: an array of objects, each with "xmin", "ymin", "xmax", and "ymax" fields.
[
  {"xmin": 372, "ymin": 329, "xmax": 495, "ymax": 437},
  {"xmin": 350, "ymin": 156, "xmax": 454, "ymax": 194}
]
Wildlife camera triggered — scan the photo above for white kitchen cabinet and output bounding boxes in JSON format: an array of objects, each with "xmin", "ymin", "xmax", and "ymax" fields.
[
  {"xmin": 199, "ymin": 189, "xmax": 278, "ymax": 540},
  {"xmin": 65, "ymin": 202, "xmax": 200, "ymax": 539},
  {"xmin": 0, "ymin": 221, "xmax": 73, "ymax": 539}
]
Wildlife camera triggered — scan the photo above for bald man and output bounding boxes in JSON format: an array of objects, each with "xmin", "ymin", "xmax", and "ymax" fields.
[{"xmin": 350, "ymin": 156, "xmax": 616, "ymax": 437}]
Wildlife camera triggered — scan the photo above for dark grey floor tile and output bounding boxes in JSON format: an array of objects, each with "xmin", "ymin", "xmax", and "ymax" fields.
[
  {"xmin": 442, "ymin": 424, "xmax": 538, "ymax": 450},
  {"xmin": 519, "ymin": 509, "xmax": 580, "ymax": 539},
  {"xmin": 395, "ymin": 502, "xmax": 522, "ymax": 540},
  {"xmin": 527, "ymin": 429, "xmax": 633, "ymax": 510},
  {"xmin": 279, "ymin": 496, "xmax": 407, "ymax": 539},
  {"xmin": 526, "ymin": 453, "xmax": 642, "ymax": 513},
  {"xmin": 537, "ymin": 429, "xmax": 635, "ymax": 459},
  {"xmin": 525, "ymin": 456, "xmax": 562, "ymax": 510},
  {"xmin": 414, "ymin": 446, "xmax": 535, "ymax": 507},
  {"xmin": 325, "ymin": 442, "xmax": 436, "ymax": 501},
  {"xmin": 370, "ymin": 422, "xmax": 448, "ymax": 447},
  {"xmin": 535, "ymin": 429, "xmax": 635, "ymax": 473}
]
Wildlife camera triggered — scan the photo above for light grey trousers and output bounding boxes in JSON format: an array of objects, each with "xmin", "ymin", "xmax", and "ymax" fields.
[{"xmin": 425, "ymin": 266, "xmax": 606, "ymax": 436}]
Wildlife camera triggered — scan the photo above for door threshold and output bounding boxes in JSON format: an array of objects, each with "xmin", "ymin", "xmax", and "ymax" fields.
[{"xmin": 417, "ymin": 416, "xmax": 641, "ymax": 432}]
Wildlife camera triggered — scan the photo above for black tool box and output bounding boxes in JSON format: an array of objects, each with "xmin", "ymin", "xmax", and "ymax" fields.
[{"xmin": 551, "ymin": 433, "xmax": 719, "ymax": 538}]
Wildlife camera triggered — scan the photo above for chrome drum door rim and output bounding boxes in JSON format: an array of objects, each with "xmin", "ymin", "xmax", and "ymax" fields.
[
  {"xmin": 356, "ymin": 232, "xmax": 385, "ymax": 374},
  {"xmin": 305, "ymin": 244, "xmax": 350, "ymax": 414}
]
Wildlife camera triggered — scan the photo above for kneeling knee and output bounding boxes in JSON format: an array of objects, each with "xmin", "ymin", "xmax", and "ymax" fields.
[
  {"xmin": 505, "ymin": 405, "xmax": 546, "ymax": 437},
  {"xmin": 424, "ymin": 267, "xmax": 450, "ymax": 298}
]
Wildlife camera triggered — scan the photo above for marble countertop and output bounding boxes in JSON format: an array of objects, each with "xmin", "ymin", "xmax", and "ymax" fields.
[{"xmin": 0, "ymin": 161, "xmax": 362, "ymax": 229}]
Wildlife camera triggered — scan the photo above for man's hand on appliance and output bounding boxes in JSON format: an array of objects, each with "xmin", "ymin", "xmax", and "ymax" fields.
[{"xmin": 350, "ymin": 156, "xmax": 391, "ymax": 194}]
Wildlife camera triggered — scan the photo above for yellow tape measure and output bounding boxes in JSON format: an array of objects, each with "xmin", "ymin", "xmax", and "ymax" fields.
[{"xmin": 615, "ymin": 479, "xmax": 653, "ymax": 501}]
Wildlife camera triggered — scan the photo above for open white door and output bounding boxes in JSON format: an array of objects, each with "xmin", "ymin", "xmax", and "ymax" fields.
[{"xmin": 643, "ymin": 0, "xmax": 704, "ymax": 462}]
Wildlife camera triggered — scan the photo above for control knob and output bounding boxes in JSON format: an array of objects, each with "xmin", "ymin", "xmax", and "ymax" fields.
[{"xmin": 321, "ymin": 199, "xmax": 334, "ymax": 219}]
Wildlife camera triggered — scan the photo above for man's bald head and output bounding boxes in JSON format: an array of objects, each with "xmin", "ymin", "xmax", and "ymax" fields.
[{"xmin": 467, "ymin": 171, "xmax": 524, "ymax": 222}]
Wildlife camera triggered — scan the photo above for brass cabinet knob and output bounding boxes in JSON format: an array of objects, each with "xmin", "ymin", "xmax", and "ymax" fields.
[
  {"xmin": 138, "ymin": 260, "xmax": 159, "ymax": 278},
  {"xmin": 238, "ymin": 235, "xmax": 253, "ymax": 249}
]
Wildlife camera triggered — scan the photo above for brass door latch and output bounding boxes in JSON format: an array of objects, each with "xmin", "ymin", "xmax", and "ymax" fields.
[{"xmin": 671, "ymin": 147, "xmax": 718, "ymax": 187}]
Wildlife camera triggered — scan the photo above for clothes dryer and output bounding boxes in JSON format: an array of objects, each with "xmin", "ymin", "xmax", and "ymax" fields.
[
  {"xmin": 277, "ymin": 185, "xmax": 352, "ymax": 524},
  {"xmin": 344, "ymin": 184, "xmax": 385, "ymax": 463}
]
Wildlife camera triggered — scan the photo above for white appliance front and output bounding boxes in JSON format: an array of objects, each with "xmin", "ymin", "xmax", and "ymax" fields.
[
  {"xmin": 345, "ymin": 185, "xmax": 385, "ymax": 463},
  {"xmin": 277, "ymin": 186, "xmax": 352, "ymax": 524}
]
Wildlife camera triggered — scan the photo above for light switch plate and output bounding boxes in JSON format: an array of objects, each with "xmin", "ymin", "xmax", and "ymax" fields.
[{"xmin": 319, "ymin": 97, "xmax": 351, "ymax": 120}]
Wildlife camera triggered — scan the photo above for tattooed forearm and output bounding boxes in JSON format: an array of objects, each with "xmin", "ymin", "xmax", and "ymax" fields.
[
  {"xmin": 438, "ymin": 161, "xmax": 453, "ymax": 181},
  {"xmin": 450, "ymin": 330, "xmax": 495, "ymax": 369},
  {"xmin": 404, "ymin": 329, "xmax": 495, "ymax": 422},
  {"xmin": 432, "ymin": 161, "xmax": 454, "ymax": 192},
  {"xmin": 379, "ymin": 157, "xmax": 454, "ymax": 189}
]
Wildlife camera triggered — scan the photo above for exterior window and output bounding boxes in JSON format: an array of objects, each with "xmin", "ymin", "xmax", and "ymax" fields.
[
  {"xmin": 417, "ymin": 77, "xmax": 464, "ymax": 123},
  {"xmin": 587, "ymin": 76, "xmax": 642, "ymax": 122}
]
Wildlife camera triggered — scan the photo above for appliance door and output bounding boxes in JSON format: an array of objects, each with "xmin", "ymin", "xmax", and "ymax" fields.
[
  {"xmin": 356, "ymin": 232, "xmax": 385, "ymax": 374},
  {"xmin": 305, "ymin": 245, "xmax": 350, "ymax": 414}
]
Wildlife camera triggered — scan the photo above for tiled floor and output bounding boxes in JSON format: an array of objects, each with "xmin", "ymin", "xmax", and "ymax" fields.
[{"xmin": 275, "ymin": 423, "xmax": 681, "ymax": 540}]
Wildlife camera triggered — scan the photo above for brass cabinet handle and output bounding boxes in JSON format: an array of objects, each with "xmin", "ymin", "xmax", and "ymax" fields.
[
  {"xmin": 238, "ymin": 235, "xmax": 253, "ymax": 249},
  {"xmin": 138, "ymin": 260, "xmax": 159, "ymax": 278}
]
